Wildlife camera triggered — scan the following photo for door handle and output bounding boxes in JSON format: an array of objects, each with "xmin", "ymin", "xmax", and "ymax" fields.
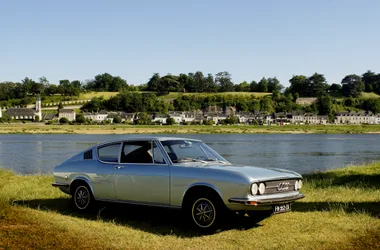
[{"xmin": 115, "ymin": 166, "xmax": 125, "ymax": 170}]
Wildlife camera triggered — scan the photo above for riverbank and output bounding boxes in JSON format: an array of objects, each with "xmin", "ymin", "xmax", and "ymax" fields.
[
  {"xmin": 1, "ymin": 123, "xmax": 380, "ymax": 134},
  {"xmin": 1, "ymin": 163, "xmax": 379, "ymax": 249}
]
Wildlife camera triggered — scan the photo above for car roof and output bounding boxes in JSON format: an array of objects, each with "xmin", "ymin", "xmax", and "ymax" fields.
[{"xmin": 96, "ymin": 136, "xmax": 202, "ymax": 147}]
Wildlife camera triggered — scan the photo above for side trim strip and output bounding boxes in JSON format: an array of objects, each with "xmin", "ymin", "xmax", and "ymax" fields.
[{"xmin": 96, "ymin": 198, "xmax": 182, "ymax": 210}]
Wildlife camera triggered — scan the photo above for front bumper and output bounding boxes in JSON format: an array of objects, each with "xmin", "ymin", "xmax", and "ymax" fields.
[{"xmin": 227, "ymin": 193, "xmax": 304, "ymax": 211}]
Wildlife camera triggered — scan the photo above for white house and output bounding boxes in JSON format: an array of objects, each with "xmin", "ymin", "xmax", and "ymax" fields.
[
  {"xmin": 83, "ymin": 110, "xmax": 108, "ymax": 122},
  {"xmin": 152, "ymin": 114, "xmax": 169, "ymax": 124},
  {"xmin": 168, "ymin": 111, "xmax": 184, "ymax": 124},
  {"xmin": 59, "ymin": 109, "xmax": 76, "ymax": 121}
]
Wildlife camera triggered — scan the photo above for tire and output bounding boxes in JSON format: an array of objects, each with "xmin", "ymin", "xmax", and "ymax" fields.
[
  {"xmin": 184, "ymin": 192, "xmax": 225, "ymax": 232},
  {"xmin": 72, "ymin": 184, "xmax": 94, "ymax": 211}
]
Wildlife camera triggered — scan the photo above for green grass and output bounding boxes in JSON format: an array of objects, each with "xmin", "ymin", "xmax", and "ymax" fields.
[
  {"xmin": 1, "ymin": 162, "xmax": 380, "ymax": 249},
  {"xmin": 160, "ymin": 92, "xmax": 271, "ymax": 102},
  {"xmin": 79, "ymin": 91, "xmax": 120, "ymax": 100},
  {"xmin": 359, "ymin": 92, "xmax": 380, "ymax": 99}
]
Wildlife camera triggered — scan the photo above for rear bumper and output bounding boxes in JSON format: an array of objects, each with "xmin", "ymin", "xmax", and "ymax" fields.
[
  {"xmin": 52, "ymin": 182, "xmax": 70, "ymax": 188},
  {"xmin": 228, "ymin": 193, "xmax": 304, "ymax": 210}
]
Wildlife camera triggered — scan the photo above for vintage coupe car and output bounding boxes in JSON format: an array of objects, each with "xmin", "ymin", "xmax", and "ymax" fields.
[{"xmin": 52, "ymin": 137, "xmax": 304, "ymax": 230}]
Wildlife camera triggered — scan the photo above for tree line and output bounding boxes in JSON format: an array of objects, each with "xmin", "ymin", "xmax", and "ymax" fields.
[
  {"xmin": 79, "ymin": 90, "xmax": 380, "ymax": 119},
  {"xmin": 1, "ymin": 70, "xmax": 380, "ymax": 104}
]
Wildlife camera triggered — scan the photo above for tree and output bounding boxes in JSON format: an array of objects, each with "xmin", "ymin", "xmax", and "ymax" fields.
[
  {"xmin": 113, "ymin": 116, "xmax": 122, "ymax": 124},
  {"xmin": 166, "ymin": 117, "xmax": 176, "ymax": 125},
  {"xmin": 328, "ymin": 83, "xmax": 342, "ymax": 94},
  {"xmin": 363, "ymin": 98, "xmax": 380, "ymax": 114},
  {"xmin": 39, "ymin": 76, "xmax": 49, "ymax": 86},
  {"xmin": 260, "ymin": 97, "xmax": 274, "ymax": 113},
  {"xmin": 215, "ymin": 71, "xmax": 234, "ymax": 92},
  {"xmin": 89, "ymin": 73, "xmax": 127, "ymax": 92},
  {"xmin": 204, "ymin": 73, "xmax": 218, "ymax": 92},
  {"xmin": 235, "ymin": 81, "xmax": 250, "ymax": 92},
  {"xmin": 317, "ymin": 95, "xmax": 333, "ymax": 117},
  {"xmin": 193, "ymin": 71, "xmax": 205, "ymax": 92},
  {"xmin": 286, "ymin": 75, "xmax": 308, "ymax": 97},
  {"xmin": 341, "ymin": 74, "xmax": 364, "ymax": 97},
  {"xmin": 34, "ymin": 115, "xmax": 40, "ymax": 122},
  {"xmin": 267, "ymin": 77, "xmax": 281, "ymax": 93},
  {"xmin": 59, "ymin": 117, "xmax": 69, "ymax": 124},
  {"xmin": 76, "ymin": 113, "xmax": 85, "ymax": 124},
  {"xmin": 307, "ymin": 73, "xmax": 328, "ymax": 97},
  {"xmin": 147, "ymin": 73, "xmax": 161, "ymax": 91},
  {"xmin": 134, "ymin": 112, "xmax": 151, "ymax": 125},
  {"xmin": 362, "ymin": 70, "xmax": 376, "ymax": 92},
  {"xmin": 257, "ymin": 78, "xmax": 268, "ymax": 92},
  {"xmin": 250, "ymin": 80, "xmax": 258, "ymax": 92},
  {"xmin": 58, "ymin": 102, "xmax": 64, "ymax": 110}
]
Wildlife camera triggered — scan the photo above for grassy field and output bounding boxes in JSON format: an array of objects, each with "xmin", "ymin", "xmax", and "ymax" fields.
[
  {"xmin": 332, "ymin": 92, "xmax": 380, "ymax": 100},
  {"xmin": 79, "ymin": 91, "xmax": 120, "ymax": 100},
  {"xmin": 1, "ymin": 162, "xmax": 380, "ymax": 249},
  {"xmin": 78, "ymin": 91, "xmax": 272, "ymax": 103},
  {"xmin": 1, "ymin": 123, "xmax": 380, "ymax": 135}
]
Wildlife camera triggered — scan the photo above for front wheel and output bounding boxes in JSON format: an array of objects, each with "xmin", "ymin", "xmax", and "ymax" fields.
[
  {"xmin": 72, "ymin": 184, "xmax": 94, "ymax": 210},
  {"xmin": 185, "ymin": 193, "xmax": 225, "ymax": 232}
]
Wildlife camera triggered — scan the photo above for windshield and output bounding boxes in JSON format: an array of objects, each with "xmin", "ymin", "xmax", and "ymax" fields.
[{"xmin": 160, "ymin": 140, "xmax": 228, "ymax": 164}]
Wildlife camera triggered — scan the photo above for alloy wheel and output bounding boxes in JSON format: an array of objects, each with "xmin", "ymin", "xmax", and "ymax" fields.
[{"xmin": 191, "ymin": 198, "xmax": 216, "ymax": 228}]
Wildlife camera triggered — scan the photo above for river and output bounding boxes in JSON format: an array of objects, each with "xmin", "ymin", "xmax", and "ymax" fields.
[{"xmin": 0, "ymin": 134, "xmax": 379, "ymax": 174}]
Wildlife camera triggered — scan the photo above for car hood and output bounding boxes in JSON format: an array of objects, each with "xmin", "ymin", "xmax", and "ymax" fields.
[{"xmin": 204, "ymin": 164, "xmax": 302, "ymax": 181}]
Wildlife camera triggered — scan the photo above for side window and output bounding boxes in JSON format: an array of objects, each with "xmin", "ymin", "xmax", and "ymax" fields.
[
  {"xmin": 152, "ymin": 141, "xmax": 166, "ymax": 164},
  {"xmin": 121, "ymin": 141, "xmax": 153, "ymax": 164},
  {"xmin": 98, "ymin": 143, "xmax": 121, "ymax": 163}
]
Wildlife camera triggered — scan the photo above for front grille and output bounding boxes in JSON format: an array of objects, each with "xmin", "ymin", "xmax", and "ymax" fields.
[
  {"xmin": 264, "ymin": 179, "xmax": 297, "ymax": 195},
  {"xmin": 84, "ymin": 150, "xmax": 93, "ymax": 160}
]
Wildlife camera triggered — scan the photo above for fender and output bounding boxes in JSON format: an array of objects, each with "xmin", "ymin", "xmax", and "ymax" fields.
[
  {"xmin": 182, "ymin": 182, "xmax": 223, "ymax": 201},
  {"xmin": 70, "ymin": 176, "xmax": 95, "ymax": 195}
]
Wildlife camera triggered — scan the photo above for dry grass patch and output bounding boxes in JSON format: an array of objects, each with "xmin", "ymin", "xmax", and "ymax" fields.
[{"xmin": 1, "ymin": 163, "xmax": 380, "ymax": 249}]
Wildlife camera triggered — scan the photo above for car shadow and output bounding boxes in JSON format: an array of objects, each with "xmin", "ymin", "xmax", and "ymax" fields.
[
  {"xmin": 293, "ymin": 201, "xmax": 380, "ymax": 218},
  {"xmin": 12, "ymin": 198, "xmax": 265, "ymax": 237}
]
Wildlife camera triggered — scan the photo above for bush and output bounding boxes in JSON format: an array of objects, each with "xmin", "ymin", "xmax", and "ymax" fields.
[
  {"xmin": 113, "ymin": 116, "xmax": 122, "ymax": 124},
  {"xmin": 203, "ymin": 119, "xmax": 214, "ymax": 125},
  {"xmin": 59, "ymin": 117, "xmax": 69, "ymax": 124},
  {"xmin": 166, "ymin": 117, "xmax": 176, "ymax": 125},
  {"xmin": 75, "ymin": 114, "xmax": 85, "ymax": 124}
]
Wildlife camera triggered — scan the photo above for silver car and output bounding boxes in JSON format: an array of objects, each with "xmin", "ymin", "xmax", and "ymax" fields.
[{"xmin": 52, "ymin": 137, "xmax": 304, "ymax": 230}]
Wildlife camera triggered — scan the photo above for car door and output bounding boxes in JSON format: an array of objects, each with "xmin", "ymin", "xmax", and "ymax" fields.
[
  {"xmin": 91, "ymin": 142, "xmax": 121, "ymax": 200},
  {"xmin": 113, "ymin": 140, "xmax": 170, "ymax": 205}
]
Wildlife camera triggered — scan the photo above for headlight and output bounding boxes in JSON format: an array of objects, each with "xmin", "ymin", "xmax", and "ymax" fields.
[
  {"xmin": 294, "ymin": 180, "xmax": 299, "ymax": 190},
  {"xmin": 251, "ymin": 183, "xmax": 258, "ymax": 195},
  {"xmin": 258, "ymin": 183, "xmax": 266, "ymax": 194},
  {"xmin": 298, "ymin": 180, "xmax": 303, "ymax": 189}
]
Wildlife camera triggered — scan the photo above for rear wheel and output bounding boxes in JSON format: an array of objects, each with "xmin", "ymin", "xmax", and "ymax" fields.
[{"xmin": 72, "ymin": 184, "xmax": 94, "ymax": 211}]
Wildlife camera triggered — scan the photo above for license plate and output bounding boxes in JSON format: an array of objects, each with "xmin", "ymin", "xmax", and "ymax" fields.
[{"xmin": 273, "ymin": 203, "xmax": 291, "ymax": 214}]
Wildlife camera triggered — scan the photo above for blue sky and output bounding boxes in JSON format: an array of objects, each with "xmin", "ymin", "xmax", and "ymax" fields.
[{"xmin": 0, "ymin": 0, "xmax": 379, "ymax": 87}]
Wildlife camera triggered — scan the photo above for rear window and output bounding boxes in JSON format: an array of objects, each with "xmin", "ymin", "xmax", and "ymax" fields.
[{"xmin": 98, "ymin": 143, "xmax": 121, "ymax": 163}]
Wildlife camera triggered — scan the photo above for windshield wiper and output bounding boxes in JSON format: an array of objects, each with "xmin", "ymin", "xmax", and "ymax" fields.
[
  {"xmin": 176, "ymin": 158, "xmax": 209, "ymax": 163},
  {"xmin": 204, "ymin": 158, "xmax": 227, "ymax": 164}
]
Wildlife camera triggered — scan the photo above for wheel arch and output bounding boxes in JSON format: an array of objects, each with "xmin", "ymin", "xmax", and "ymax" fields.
[
  {"xmin": 181, "ymin": 183, "xmax": 224, "ymax": 209},
  {"xmin": 70, "ymin": 176, "xmax": 94, "ymax": 196}
]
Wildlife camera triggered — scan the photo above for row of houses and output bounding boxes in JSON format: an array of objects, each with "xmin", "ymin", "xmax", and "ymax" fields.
[{"xmin": 46, "ymin": 109, "xmax": 380, "ymax": 125}]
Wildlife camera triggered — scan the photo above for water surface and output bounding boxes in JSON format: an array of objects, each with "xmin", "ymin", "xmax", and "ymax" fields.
[{"xmin": 0, "ymin": 134, "xmax": 379, "ymax": 174}]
